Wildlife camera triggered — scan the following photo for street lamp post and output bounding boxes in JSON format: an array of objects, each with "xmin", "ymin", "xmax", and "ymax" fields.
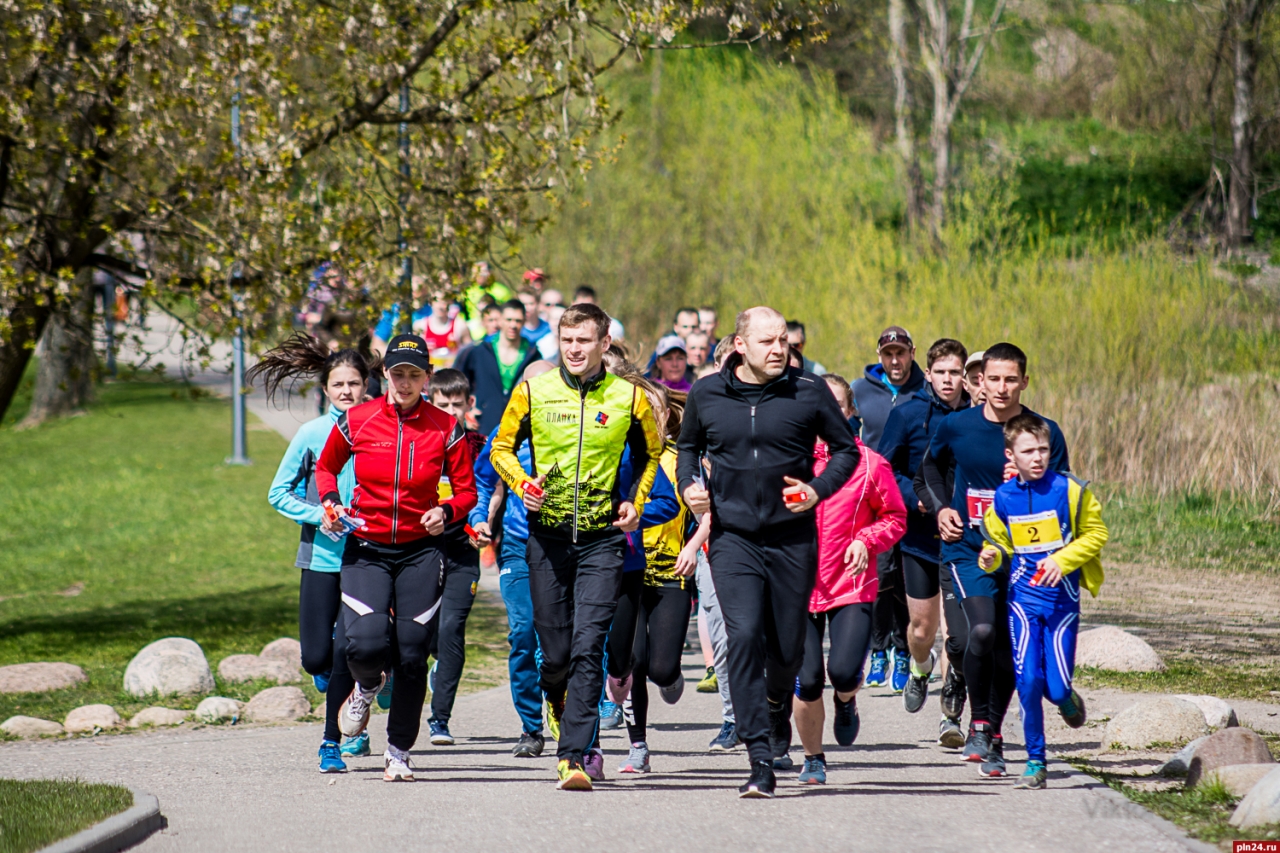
[{"xmin": 226, "ymin": 4, "xmax": 252, "ymax": 466}]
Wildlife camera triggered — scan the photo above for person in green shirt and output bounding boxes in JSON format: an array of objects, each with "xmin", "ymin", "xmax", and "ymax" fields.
[{"xmin": 456, "ymin": 299, "xmax": 541, "ymax": 434}]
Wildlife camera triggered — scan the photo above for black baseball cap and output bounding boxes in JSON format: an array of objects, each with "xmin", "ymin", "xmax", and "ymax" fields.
[{"xmin": 383, "ymin": 334, "xmax": 432, "ymax": 371}]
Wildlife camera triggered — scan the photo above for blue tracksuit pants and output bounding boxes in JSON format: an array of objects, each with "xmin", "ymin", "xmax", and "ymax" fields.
[
  {"xmin": 1008, "ymin": 597, "xmax": 1079, "ymax": 763},
  {"xmin": 499, "ymin": 535, "xmax": 544, "ymax": 735}
]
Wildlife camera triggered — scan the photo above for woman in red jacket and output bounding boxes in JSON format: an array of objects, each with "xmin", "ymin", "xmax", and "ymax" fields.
[
  {"xmin": 791, "ymin": 374, "xmax": 907, "ymax": 785},
  {"xmin": 315, "ymin": 334, "xmax": 478, "ymax": 782}
]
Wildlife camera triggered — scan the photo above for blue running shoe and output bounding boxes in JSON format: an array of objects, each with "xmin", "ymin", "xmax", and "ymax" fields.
[
  {"xmin": 709, "ymin": 721, "xmax": 740, "ymax": 752},
  {"xmin": 377, "ymin": 670, "xmax": 394, "ymax": 711},
  {"xmin": 429, "ymin": 720, "xmax": 454, "ymax": 745},
  {"xmin": 599, "ymin": 700, "xmax": 622, "ymax": 730},
  {"xmin": 866, "ymin": 651, "xmax": 889, "ymax": 687},
  {"xmin": 318, "ymin": 740, "xmax": 347, "ymax": 773},
  {"xmin": 339, "ymin": 732, "xmax": 370, "ymax": 757},
  {"xmin": 1015, "ymin": 760, "xmax": 1048, "ymax": 789},
  {"xmin": 313, "ymin": 671, "xmax": 331, "ymax": 694},
  {"xmin": 798, "ymin": 755, "xmax": 827, "ymax": 785},
  {"xmin": 890, "ymin": 651, "xmax": 910, "ymax": 693}
]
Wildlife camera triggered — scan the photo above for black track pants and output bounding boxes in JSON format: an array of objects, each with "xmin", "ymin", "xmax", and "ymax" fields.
[
  {"xmin": 795, "ymin": 602, "xmax": 874, "ymax": 702},
  {"xmin": 527, "ymin": 528, "xmax": 625, "ymax": 763},
  {"xmin": 624, "ymin": 584, "xmax": 693, "ymax": 745},
  {"xmin": 961, "ymin": 592, "xmax": 1016, "ymax": 734},
  {"xmin": 429, "ymin": 537, "xmax": 480, "ymax": 726},
  {"xmin": 709, "ymin": 523, "xmax": 817, "ymax": 766},
  {"xmin": 939, "ymin": 562, "xmax": 967, "ymax": 674},
  {"xmin": 869, "ymin": 548, "xmax": 909, "ymax": 655}
]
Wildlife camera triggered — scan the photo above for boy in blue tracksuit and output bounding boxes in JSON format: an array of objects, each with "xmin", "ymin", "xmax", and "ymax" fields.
[{"xmin": 979, "ymin": 413, "xmax": 1108, "ymax": 789}]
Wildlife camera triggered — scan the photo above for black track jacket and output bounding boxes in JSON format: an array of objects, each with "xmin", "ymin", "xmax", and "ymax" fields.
[{"xmin": 676, "ymin": 355, "xmax": 860, "ymax": 534}]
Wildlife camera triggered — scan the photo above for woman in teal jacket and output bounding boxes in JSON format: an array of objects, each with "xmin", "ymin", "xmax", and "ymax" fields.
[{"xmin": 252, "ymin": 334, "xmax": 372, "ymax": 773}]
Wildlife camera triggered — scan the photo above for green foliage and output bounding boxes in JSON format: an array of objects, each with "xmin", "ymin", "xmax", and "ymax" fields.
[
  {"xmin": 1077, "ymin": 660, "xmax": 1280, "ymax": 702},
  {"xmin": 1101, "ymin": 492, "xmax": 1280, "ymax": 574},
  {"xmin": 1087, "ymin": 771, "xmax": 1280, "ymax": 845},
  {"xmin": 0, "ymin": 779, "xmax": 133, "ymax": 853}
]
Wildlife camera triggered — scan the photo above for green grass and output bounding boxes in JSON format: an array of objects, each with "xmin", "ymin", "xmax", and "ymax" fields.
[
  {"xmin": 1101, "ymin": 491, "xmax": 1280, "ymax": 575},
  {"xmin": 1077, "ymin": 660, "xmax": 1280, "ymax": 702},
  {"xmin": 0, "ymin": 379, "xmax": 508, "ymax": 726},
  {"xmin": 0, "ymin": 779, "xmax": 133, "ymax": 853}
]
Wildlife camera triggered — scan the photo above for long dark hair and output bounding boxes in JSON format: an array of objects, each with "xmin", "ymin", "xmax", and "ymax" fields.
[{"xmin": 247, "ymin": 333, "xmax": 378, "ymax": 404}]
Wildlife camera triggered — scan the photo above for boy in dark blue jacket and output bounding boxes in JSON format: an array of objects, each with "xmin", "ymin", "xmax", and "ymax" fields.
[{"xmin": 878, "ymin": 339, "xmax": 971, "ymax": 745}]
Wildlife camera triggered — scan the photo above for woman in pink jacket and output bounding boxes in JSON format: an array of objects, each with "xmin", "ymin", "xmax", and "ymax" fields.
[{"xmin": 793, "ymin": 374, "xmax": 907, "ymax": 785}]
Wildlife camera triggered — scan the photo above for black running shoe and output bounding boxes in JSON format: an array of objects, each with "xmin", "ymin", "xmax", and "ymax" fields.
[
  {"xmin": 903, "ymin": 651, "xmax": 935, "ymax": 714},
  {"xmin": 768, "ymin": 701, "xmax": 793, "ymax": 770},
  {"xmin": 833, "ymin": 695, "xmax": 861, "ymax": 746},
  {"xmin": 739, "ymin": 760, "xmax": 777, "ymax": 799},
  {"xmin": 941, "ymin": 665, "xmax": 966, "ymax": 721},
  {"xmin": 1059, "ymin": 689, "xmax": 1087, "ymax": 729},
  {"xmin": 513, "ymin": 731, "xmax": 545, "ymax": 758},
  {"xmin": 978, "ymin": 735, "xmax": 1006, "ymax": 778},
  {"xmin": 938, "ymin": 716, "xmax": 966, "ymax": 750},
  {"xmin": 962, "ymin": 722, "xmax": 993, "ymax": 763}
]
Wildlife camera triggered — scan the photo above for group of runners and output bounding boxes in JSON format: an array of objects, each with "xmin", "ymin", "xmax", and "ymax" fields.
[{"xmin": 251, "ymin": 280, "xmax": 1109, "ymax": 797}]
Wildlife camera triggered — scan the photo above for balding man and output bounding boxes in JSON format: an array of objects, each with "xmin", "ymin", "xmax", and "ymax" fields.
[{"xmin": 677, "ymin": 306, "xmax": 860, "ymax": 798}]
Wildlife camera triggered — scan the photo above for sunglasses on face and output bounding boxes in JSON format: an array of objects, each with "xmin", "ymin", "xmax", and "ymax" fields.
[{"xmin": 878, "ymin": 332, "xmax": 912, "ymax": 350}]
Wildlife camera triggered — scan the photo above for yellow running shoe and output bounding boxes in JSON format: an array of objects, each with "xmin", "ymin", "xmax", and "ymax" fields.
[
  {"xmin": 545, "ymin": 696, "xmax": 564, "ymax": 742},
  {"xmin": 556, "ymin": 759, "xmax": 593, "ymax": 791},
  {"xmin": 696, "ymin": 666, "xmax": 718, "ymax": 693}
]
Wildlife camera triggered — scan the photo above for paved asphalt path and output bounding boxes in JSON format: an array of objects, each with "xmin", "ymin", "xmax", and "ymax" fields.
[{"xmin": 3, "ymin": 653, "xmax": 1207, "ymax": 853}]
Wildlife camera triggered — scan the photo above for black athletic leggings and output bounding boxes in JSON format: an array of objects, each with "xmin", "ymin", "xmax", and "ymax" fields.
[
  {"xmin": 624, "ymin": 584, "xmax": 693, "ymax": 745},
  {"xmin": 795, "ymin": 602, "xmax": 874, "ymax": 702},
  {"xmin": 607, "ymin": 571, "xmax": 644, "ymax": 679},
  {"xmin": 869, "ymin": 550, "xmax": 909, "ymax": 655},
  {"xmin": 429, "ymin": 536, "xmax": 480, "ymax": 726},
  {"xmin": 300, "ymin": 569, "xmax": 359, "ymax": 745},
  {"xmin": 299, "ymin": 569, "xmax": 341, "ymax": 676},
  {"xmin": 900, "ymin": 553, "xmax": 968, "ymax": 675},
  {"xmin": 961, "ymin": 594, "xmax": 1015, "ymax": 734}
]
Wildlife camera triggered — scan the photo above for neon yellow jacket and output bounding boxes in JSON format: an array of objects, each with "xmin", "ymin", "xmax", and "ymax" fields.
[
  {"xmin": 643, "ymin": 445, "xmax": 692, "ymax": 589},
  {"xmin": 980, "ymin": 473, "xmax": 1109, "ymax": 598},
  {"xmin": 490, "ymin": 366, "xmax": 662, "ymax": 541}
]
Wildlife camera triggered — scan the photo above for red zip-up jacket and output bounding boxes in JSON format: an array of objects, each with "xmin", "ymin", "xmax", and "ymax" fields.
[{"xmin": 316, "ymin": 395, "xmax": 478, "ymax": 545}]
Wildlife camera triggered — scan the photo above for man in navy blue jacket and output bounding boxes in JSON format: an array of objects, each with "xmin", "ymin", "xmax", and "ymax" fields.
[{"xmin": 878, "ymin": 339, "xmax": 970, "ymax": 746}]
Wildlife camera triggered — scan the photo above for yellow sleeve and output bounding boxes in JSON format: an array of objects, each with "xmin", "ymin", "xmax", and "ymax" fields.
[
  {"xmin": 490, "ymin": 381, "xmax": 533, "ymax": 494},
  {"xmin": 1054, "ymin": 487, "xmax": 1109, "ymax": 575},
  {"xmin": 979, "ymin": 506, "xmax": 1012, "ymax": 573},
  {"xmin": 626, "ymin": 386, "xmax": 663, "ymax": 516}
]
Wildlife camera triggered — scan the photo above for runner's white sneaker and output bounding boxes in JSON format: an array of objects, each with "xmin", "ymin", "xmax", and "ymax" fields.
[
  {"xmin": 339, "ymin": 674, "xmax": 385, "ymax": 737},
  {"xmin": 383, "ymin": 745, "xmax": 414, "ymax": 782}
]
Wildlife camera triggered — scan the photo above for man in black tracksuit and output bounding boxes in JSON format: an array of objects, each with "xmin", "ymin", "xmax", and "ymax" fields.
[{"xmin": 677, "ymin": 306, "xmax": 859, "ymax": 798}]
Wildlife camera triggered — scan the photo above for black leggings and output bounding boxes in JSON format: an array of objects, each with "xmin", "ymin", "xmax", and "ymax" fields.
[
  {"xmin": 300, "ymin": 569, "xmax": 358, "ymax": 745},
  {"xmin": 299, "ymin": 569, "xmax": 341, "ymax": 675},
  {"xmin": 795, "ymin": 603, "xmax": 874, "ymax": 702},
  {"xmin": 939, "ymin": 563, "xmax": 967, "ymax": 675},
  {"xmin": 961, "ymin": 594, "xmax": 1015, "ymax": 734},
  {"xmin": 607, "ymin": 571, "xmax": 645, "ymax": 679},
  {"xmin": 624, "ymin": 585, "xmax": 692, "ymax": 744}
]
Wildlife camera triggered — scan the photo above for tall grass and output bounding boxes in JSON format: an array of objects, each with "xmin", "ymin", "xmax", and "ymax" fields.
[{"xmin": 526, "ymin": 51, "xmax": 1280, "ymax": 502}]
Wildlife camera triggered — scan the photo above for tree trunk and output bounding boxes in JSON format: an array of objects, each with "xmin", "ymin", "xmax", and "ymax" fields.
[
  {"xmin": 19, "ymin": 267, "xmax": 99, "ymax": 427},
  {"xmin": 1225, "ymin": 0, "xmax": 1267, "ymax": 247},
  {"xmin": 920, "ymin": 0, "xmax": 951, "ymax": 234},
  {"xmin": 889, "ymin": 0, "xmax": 924, "ymax": 229},
  {"xmin": 0, "ymin": 265, "xmax": 54, "ymax": 423}
]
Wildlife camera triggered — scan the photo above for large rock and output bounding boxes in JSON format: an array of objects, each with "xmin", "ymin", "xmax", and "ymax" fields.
[
  {"xmin": 217, "ymin": 654, "xmax": 300, "ymax": 685},
  {"xmin": 1231, "ymin": 766, "xmax": 1280, "ymax": 829},
  {"xmin": 242, "ymin": 686, "xmax": 310, "ymax": 723},
  {"xmin": 124, "ymin": 637, "xmax": 214, "ymax": 697},
  {"xmin": 195, "ymin": 696, "xmax": 242, "ymax": 723},
  {"xmin": 1076, "ymin": 626, "xmax": 1164, "ymax": 672},
  {"xmin": 129, "ymin": 707, "xmax": 189, "ymax": 728},
  {"xmin": 64, "ymin": 704, "xmax": 122, "ymax": 733},
  {"xmin": 1208, "ymin": 764, "xmax": 1280, "ymax": 797},
  {"xmin": 1105, "ymin": 696, "xmax": 1207, "ymax": 749},
  {"xmin": 1158, "ymin": 737, "xmax": 1209, "ymax": 777},
  {"xmin": 1, "ymin": 716, "xmax": 64, "ymax": 737},
  {"xmin": 0, "ymin": 662, "xmax": 88, "ymax": 694},
  {"xmin": 1175, "ymin": 694, "xmax": 1238, "ymax": 730},
  {"xmin": 259, "ymin": 638, "xmax": 303, "ymax": 671},
  {"xmin": 1186, "ymin": 727, "xmax": 1275, "ymax": 787}
]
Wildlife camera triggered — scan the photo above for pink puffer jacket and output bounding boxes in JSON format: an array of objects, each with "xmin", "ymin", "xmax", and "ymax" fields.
[{"xmin": 810, "ymin": 438, "xmax": 908, "ymax": 613}]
